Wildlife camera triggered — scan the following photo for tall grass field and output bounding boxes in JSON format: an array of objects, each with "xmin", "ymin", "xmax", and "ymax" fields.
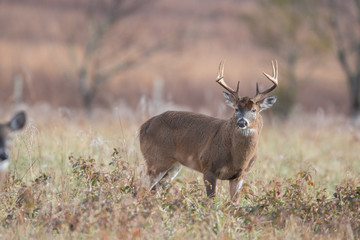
[{"xmin": 0, "ymin": 107, "xmax": 359, "ymax": 239}]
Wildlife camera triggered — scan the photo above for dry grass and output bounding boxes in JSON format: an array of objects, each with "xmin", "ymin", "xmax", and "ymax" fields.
[
  {"xmin": 0, "ymin": 1, "xmax": 358, "ymax": 238},
  {"xmin": 0, "ymin": 107, "xmax": 359, "ymax": 239}
]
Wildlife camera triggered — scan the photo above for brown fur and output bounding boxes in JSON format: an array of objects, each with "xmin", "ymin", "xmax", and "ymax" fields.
[{"xmin": 139, "ymin": 107, "xmax": 264, "ymax": 199}]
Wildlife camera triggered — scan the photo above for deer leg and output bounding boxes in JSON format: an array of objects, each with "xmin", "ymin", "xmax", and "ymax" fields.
[
  {"xmin": 149, "ymin": 170, "xmax": 168, "ymax": 191},
  {"xmin": 203, "ymin": 172, "xmax": 217, "ymax": 198},
  {"xmin": 229, "ymin": 178, "xmax": 244, "ymax": 200},
  {"xmin": 149, "ymin": 163, "xmax": 181, "ymax": 192},
  {"xmin": 162, "ymin": 162, "xmax": 182, "ymax": 185}
]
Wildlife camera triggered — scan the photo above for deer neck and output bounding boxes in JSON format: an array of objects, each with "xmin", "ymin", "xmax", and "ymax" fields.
[{"xmin": 228, "ymin": 116, "xmax": 262, "ymax": 166}]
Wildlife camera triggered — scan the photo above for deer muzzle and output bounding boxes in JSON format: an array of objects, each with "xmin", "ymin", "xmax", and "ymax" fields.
[{"xmin": 237, "ymin": 118, "xmax": 248, "ymax": 129}]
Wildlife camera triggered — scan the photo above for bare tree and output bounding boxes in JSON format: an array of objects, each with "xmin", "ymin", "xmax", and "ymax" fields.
[
  {"xmin": 246, "ymin": 0, "xmax": 360, "ymax": 117},
  {"xmin": 72, "ymin": 0, "xmax": 160, "ymax": 114},
  {"xmin": 240, "ymin": 0, "xmax": 327, "ymax": 116},
  {"xmin": 326, "ymin": 0, "xmax": 360, "ymax": 117}
]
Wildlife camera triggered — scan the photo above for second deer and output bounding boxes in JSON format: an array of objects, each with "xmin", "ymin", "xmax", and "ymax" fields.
[
  {"xmin": 139, "ymin": 61, "xmax": 279, "ymax": 199},
  {"xmin": 0, "ymin": 112, "xmax": 26, "ymax": 185}
]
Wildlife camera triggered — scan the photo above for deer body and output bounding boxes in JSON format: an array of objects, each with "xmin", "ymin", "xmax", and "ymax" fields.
[
  {"xmin": 140, "ymin": 61, "xmax": 279, "ymax": 199},
  {"xmin": 140, "ymin": 111, "xmax": 262, "ymax": 175}
]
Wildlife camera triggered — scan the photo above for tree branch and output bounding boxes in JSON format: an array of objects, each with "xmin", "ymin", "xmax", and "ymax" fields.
[
  {"xmin": 92, "ymin": 43, "xmax": 164, "ymax": 93},
  {"xmin": 83, "ymin": 0, "xmax": 147, "ymax": 62},
  {"xmin": 329, "ymin": 0, "xmax": 354, "ymax": 84},
  {"xmin": 355, "ymin": 0, "xmax": 360, "ymax": 80}
]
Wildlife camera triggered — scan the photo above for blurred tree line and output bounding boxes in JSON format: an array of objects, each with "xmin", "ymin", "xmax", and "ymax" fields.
[
  {"xmin": 57, "ymin": 0, "xmax": 360, "ymax": 117},
  {"xmin": 6, "ymin": 0, "xmax": 359, "ymax": 117},
  {"xmin": 241, "ymin": 0, "xmax": 360, "ymax": 118}
]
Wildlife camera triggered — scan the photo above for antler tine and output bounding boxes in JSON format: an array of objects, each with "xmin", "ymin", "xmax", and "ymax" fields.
[
  {"xmin": 253, "ymin": 60, "xmax": 278, "ymax": 101},
  {"xmin": 215, "ymin": 61, "xmax": 240, "ymax": 97},
  {"xmin": 263, "ymin": 60, "xmax": 278, "ymax": 84},
  {"xmin": 235, "ymin": 81, "xmax": 240, "ymax": 93}
]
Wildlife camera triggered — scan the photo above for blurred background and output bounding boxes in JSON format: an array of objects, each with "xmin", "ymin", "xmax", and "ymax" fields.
[{"xmin": 0, "ymin": 0, "xmax": 359, "ymax": 120}]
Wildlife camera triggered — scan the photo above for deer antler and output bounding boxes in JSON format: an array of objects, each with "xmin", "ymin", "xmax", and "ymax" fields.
[
  {"xmin": 216, "ymin": 61, "xmax": 240, "ymax": 98},
  {"xmin": 253, "ymin": 60, "xmax": 278, "ymax": 102}
]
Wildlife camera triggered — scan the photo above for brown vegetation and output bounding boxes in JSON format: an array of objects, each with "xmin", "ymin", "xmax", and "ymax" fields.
[
  {"xmin": 0, "ymin": 1, "xmax": 359, "ymax": 238},
  {"xmin": 0, "ymin": 108, "xmax": 358, "ymax": 239}
]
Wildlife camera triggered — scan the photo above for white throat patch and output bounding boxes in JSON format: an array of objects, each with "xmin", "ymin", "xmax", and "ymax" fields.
[
  {"xmin": 0, "ymin": 160, "xmax": 9, "ymax": 172},
  {"xmin": 238, "ymin": 128, "xmax": 255, "ymax": 136}
]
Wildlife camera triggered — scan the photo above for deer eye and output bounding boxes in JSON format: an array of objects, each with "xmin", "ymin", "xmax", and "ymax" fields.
[
  {"xmin": 235, "ymin": 108, "xmax": 239, "ymax": 112},
  {"xmin": 251, "ymin": 108, "xmax": 256, "ymax": 113}
]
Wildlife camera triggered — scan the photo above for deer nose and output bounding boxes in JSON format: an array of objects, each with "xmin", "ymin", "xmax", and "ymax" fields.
[
  {"xmin": 237, "ymin": 118, "xmax": 248, "ymax": 129},
  {"xmin": 0, "ymin": 152, "xmax": 8, "ymax": 161}
]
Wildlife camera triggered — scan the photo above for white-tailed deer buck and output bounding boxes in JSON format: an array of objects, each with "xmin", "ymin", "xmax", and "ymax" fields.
[
  {"xmin": 0, "ymin": 112, "xmax": 26, "ymax": 184},
  {"xmin": 139, "ymin": 61, "xmax": 278, "ymax": 199}
]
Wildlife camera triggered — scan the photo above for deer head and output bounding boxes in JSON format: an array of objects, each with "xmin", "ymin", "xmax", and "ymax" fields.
[
  {"xmin": 216, "ymin": 61, "xmax": 278, "ymax": 135},
  {"xmin": 0, "ymin": 112, "xmax": 26, "ymax": 171}
]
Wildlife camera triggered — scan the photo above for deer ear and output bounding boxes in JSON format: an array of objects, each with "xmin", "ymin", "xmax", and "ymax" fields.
[
  {"xmin": 9, "ymin": 112, "xmax": 26, "ymax": 131},
  {"xmin": 258, "ymin": 96, "xmax": 277, "ymax": 112},
  {"xmin": 223, "ymin": 92, "xmax": 237, "ymax": 109}
]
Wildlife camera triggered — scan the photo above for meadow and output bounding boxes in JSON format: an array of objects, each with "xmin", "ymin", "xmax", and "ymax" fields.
[
  {"xmin": 0, "ymin": 0, "xmax": 359, "ymax": 239},
  {"xmin": 0, "ymin": 106, "xmax": 359, "ymax": 239}
]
